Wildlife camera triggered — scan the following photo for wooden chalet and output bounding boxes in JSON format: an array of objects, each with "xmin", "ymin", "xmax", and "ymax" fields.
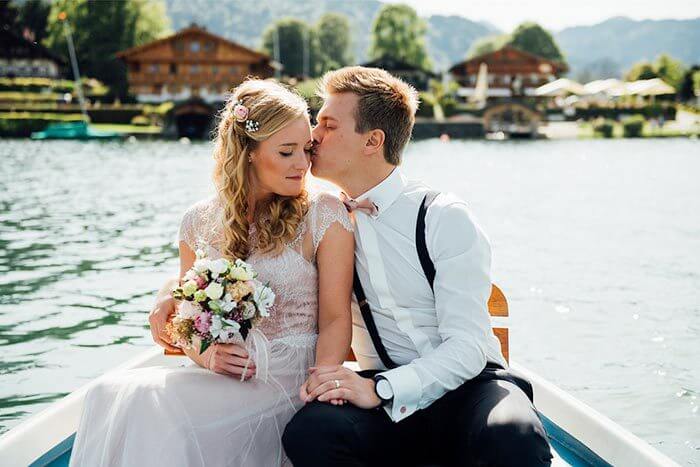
[
  {"xmin": 361, "ymin": 55, "xmax": 437, "ymax": 91},
  {"xmin": 449, "ymin": 45, "xmax": 568, "ymax": 99},
  {"xmin": 116, "ymin": 24, "xmax": 276, "ymax": 103}
]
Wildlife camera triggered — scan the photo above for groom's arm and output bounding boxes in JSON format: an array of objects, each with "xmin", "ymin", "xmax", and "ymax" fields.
[{"xmin": 377, "ymin": 199, "xmax": 494, "ymax": 422}]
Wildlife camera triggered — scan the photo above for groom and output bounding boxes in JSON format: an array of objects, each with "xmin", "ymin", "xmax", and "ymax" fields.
[{"xmin": 281, "ymin": 67, "xmax": 553, "ymax": 467}]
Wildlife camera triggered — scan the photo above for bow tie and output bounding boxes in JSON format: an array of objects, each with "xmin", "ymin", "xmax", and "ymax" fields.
[{"xmin": 340, "ymin": 192, "xmax": 378, "ymax": 217}]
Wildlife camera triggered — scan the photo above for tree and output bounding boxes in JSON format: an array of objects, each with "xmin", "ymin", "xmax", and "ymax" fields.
[
  {"xmin": 316, "ymin": 13, "xmax": 353, "ymax": 73},
  {"xmin": 626, "ymin": 54, "xmax": 686, "ymax": 91},
  {"xmin": 262, "ymin": 18, "xmax": 321, "ymax": 78},
  {"xmin": 466, "ymin": 34, "xmax": 509, "ymax": 58},
  {"xmin": 654, "ymin": 53, "xmax": 685, "ymax": 91},
  {"xmin": 625, "ymin": 61, "xmax": 657, "ymax": 81},
  {"xmin": 679, "ymin": 65, "xmax": 700, "ymax": 101},
  {"xmin": 369, "ymin": 4, "xmax": 431, "ymax": 70},
  {"xmin": 44, "ymin": 0, "xmax": 169, "ymax": 98},
  {"xmin": 17, "ymin": 0, "xmax": 50, "ymax": 42},
  {"xmin": 0, "ymin": 0, "xmax": 20, "ymax": 31},
  {"xmin": 509, "ymin": 22, "xmax": 565, "ymax": 63}
]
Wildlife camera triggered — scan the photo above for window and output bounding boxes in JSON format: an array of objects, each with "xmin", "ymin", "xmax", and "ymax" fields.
[
  {"xmin": 131, "ymin": 63, "xmax": 141, "ymax": 73},
  {"xmin": 174, "ymin": 41, "xmax": 184, "ymax": 52},
  {"xmin": 190, "ymin": 41, "xmax": 200, "ymax": 52},
  {"xmin": 204, "ymin": 42, "xmax": 214, "ymax": 52},
  {"xmin": 212, "ymin": 66, "xmax": 218, "ymax": 74},
  {"xmin": 148, "ymin": 64, "xmax": 159, "ymax": 73},
  {"xmin": 191, "ymin": 65, "xmax": 200, "ymax": 74},
  {"xmin": 230, "ymin": 65, "xmax": 240, "ymax": 74},
  {"xmin": 170, "ymin": 63, "xmax": 177, "ymax": 74}
]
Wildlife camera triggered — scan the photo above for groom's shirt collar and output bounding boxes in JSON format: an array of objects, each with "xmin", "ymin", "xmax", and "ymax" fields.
[{"xmin": 354, "ymin": 167, "xmax": 406, "ymax": 218}]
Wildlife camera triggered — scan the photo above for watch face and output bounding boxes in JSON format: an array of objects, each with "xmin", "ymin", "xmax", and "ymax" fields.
[{"xmin": 376, "ymin": 379, "xmax": 393, "ymax": 400}]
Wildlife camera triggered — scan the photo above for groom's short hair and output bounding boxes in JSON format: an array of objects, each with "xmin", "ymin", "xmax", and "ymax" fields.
[{"xmin": 318, "ymin": 66, "xmax": 419, "ymax": 166}]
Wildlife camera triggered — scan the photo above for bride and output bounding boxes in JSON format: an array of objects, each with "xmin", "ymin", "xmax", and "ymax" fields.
[{"xmin": 69, "ymin": 79, "xmax": 355, "ymax": 466}]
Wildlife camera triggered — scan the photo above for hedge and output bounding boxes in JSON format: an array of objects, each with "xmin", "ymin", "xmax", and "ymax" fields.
[{"xmin": 0, "ymin": 112, "xmax": 85, "ymax": 137}]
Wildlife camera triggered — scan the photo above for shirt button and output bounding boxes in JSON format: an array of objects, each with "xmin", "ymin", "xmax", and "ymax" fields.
[{"xmin": 400, "ymin": 406, "xmax": 406, "ymax": 414}]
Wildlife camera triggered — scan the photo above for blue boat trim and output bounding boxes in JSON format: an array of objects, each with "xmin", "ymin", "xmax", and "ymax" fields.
[
  {"xmin": 29, "ymin": 433, "xmax": 74, "ymax": 467},
  {"xmin": 30, "ymin": 416, "xmax": 613, "ymax": 467},
  {"xmin": 540, "ymin": 414, "xmax": 613, "ymax": 466}
]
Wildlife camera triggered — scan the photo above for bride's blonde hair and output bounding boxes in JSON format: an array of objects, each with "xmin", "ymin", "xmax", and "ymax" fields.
[{"xmin": 213, "ymin": 78, "xmax": 310, "ymax": 260}]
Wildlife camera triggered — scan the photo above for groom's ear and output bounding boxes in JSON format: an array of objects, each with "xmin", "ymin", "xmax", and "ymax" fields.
[{"xmin": 363, "ymin": 129, "xmax": 385, "ymax": 157}]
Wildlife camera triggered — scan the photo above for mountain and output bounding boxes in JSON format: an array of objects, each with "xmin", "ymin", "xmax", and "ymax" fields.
[
  {"xmin": 162, "ymin": 0, "xmax": 498, "ymax": 70},
  {"xmin": 555, "ymin": 16, "xmax": 700, "ymax": 80}
]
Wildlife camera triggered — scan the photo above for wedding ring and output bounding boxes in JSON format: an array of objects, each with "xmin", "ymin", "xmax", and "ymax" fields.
[{"xmin": 333, "ymin": 379, "xmax": 341, "ymax": 389}]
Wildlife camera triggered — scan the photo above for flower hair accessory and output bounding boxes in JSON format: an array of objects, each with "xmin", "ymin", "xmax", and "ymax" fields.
[{"xmin": 232, "ymin": 100, "xmax": 260, "ymax": 133}]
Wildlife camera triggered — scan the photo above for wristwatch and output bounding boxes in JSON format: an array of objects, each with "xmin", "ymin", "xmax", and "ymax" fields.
[{"xmin": 373, "ymin": 375, "xmax": 394, "ymax": 406}]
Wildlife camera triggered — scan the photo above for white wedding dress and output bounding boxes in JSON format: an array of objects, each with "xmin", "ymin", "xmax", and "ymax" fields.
[{"xmin": 69, "ymin": 192, "xmax": 353, "ymax": 467}]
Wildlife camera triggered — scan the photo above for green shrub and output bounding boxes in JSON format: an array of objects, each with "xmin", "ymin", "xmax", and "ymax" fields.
[
  {"xmin": 0, "ymin": 112, "xmax": 85, "ymax": 137},
  {"xmin": 131, "ymin": 115, "xmax": 150, "ymax": 126},
  {"xmin": 623, "ymin": 115, "xmax": 645, "ymax": 137},
  {"xmin": 593, "ymin": 120, "xmax": 614, "ymax": 138}
]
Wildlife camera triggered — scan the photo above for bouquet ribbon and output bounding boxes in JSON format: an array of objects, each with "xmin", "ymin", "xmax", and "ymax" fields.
[{"xmin": 241, "ymin": 328, "xmax": 270, "ymax": 383}]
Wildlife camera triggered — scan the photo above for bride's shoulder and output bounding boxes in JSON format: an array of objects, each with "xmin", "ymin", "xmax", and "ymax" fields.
[
  {"xmin": 181, "ymin": 195, "xmax": 222, "ymax": 219},
  {"xmin": 306, "ymin": 191, "xmax": 353, "ymax": 240},
  {"xmin": 308, "ymin": 191, "xmax": 345, "ymax": 211}
]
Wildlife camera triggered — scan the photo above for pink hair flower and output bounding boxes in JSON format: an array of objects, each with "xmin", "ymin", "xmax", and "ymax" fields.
[{"xmin": 232, "ymin": 102, "xmax": 249, "ymax": 122}]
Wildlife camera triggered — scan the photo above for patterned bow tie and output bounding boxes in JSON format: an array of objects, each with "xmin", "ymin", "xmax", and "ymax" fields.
[{"xmin": 340, "ymin": 192, "xmax": 378, "ymax": 217}]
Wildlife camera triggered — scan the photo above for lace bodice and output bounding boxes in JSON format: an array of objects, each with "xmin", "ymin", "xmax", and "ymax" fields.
[{"xmin": 177, "ymin": 192, "xmax": 353, "ymax": 341}]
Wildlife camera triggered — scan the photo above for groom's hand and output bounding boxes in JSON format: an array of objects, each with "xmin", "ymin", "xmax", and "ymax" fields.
[{"xmin": 302, "ymin": 365, "xmax": 381, "ymax": 410}]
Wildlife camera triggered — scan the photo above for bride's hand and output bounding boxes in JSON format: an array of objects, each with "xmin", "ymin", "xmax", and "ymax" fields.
[
  {"xmin": 300, "ymin": 375, "xmax": 346, "ymax": 406},
  {"xmin": 203, "ymin": 343, "xmax": 256, "ymax": 380},
  {"xmin": 149, "ymin": 295, "xmax": 180, "ymax": 352}
]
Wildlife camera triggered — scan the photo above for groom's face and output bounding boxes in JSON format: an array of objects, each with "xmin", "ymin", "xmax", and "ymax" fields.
[{"xmin": 310, "ymin": 93, "xmax": 365, "ymax": 183}]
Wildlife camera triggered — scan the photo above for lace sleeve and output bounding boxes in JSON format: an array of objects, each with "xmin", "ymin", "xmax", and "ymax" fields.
[
  {"xmin": 310, "ymin": 192, "xmax": 354, "ymax": 254},
  {"xmin": 177, "ymin": 203, "xmax": 199, "ymax": 252},
  {"xmin": 177, "ymin": 197, "xmax": 222, "ymax": 252}
]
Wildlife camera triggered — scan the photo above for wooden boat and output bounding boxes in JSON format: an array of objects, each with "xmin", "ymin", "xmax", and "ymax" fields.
[{"xmin": 0, "ymin": 286, "xmax": 679, "ymax": 466}]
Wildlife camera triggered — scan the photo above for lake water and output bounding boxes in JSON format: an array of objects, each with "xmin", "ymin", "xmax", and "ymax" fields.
[{"xmin": 0, "ymin": 137, "xmax": 698, "ymax": 464}]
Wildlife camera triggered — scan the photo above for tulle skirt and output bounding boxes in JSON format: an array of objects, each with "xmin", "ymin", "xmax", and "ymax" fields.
[{"xmin": 69, "ymin": 334, "xmax": 317, "ymax": 467}]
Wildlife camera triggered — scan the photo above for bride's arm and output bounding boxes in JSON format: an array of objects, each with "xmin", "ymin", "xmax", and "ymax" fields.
[{"xmin": 314, "ymin": 222, "xmax": 354, "ymax": 366}]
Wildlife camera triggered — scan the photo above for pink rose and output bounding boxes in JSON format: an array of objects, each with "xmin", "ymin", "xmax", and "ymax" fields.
[
  {"xmin": 233, "ymin": 104, "xmax": 249, "ymax": 122},
  {"xmin": 195, "ymin": 276, "xmax": 207, "ymax": 289},
  {"xmin": 194, "ymin": 312, "xmax": 212, "ymax": 334}
]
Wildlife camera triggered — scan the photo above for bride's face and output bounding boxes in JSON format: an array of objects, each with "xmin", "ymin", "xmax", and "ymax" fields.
[{"xmin": 248, "ymin": 116, "xmax": 312, "ymax": 198}]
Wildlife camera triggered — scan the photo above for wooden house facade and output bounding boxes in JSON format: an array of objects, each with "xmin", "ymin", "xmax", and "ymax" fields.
[
  {"xmin": 0, "ymin": 28, "xmax": 64, "ymax": 78},
  {"xmin": 116, "ymin": 25, "xmax": 276, "ymax": 103},
  {"xmin": 449, "ymin": 46, "xmax": 567, "ymax": 99}
]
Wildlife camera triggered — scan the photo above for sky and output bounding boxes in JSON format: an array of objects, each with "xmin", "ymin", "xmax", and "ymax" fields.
[{"xmin": 381, "ymin": 0, "xmax": 700, "ymax": 32}]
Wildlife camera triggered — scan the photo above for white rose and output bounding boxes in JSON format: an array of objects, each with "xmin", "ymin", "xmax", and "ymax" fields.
[
  {"xmin": 204, "ymin": 282, "xmax": 224, "ymax": 300},
  {"xmin": 193, "ymin": 258, "xmax": 210, "ymax": 274},
  {"xmin": 208, "ymin": 258, "xmax": 229, "ymax": 277},
  {"xmin": 229, "ymin": 266, "xmax": 252, "ymax": 281},
  {"xmin": 177, "ymin": 300, "xmax": 201, "ymax": 319}
]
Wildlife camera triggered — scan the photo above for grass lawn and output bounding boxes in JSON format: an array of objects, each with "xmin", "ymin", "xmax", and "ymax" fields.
[{"xmin": 91, "ymin": 123, "xmax": 163, "ymax": 135}]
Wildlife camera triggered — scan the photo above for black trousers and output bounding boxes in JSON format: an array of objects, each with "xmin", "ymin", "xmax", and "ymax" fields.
[{"xmin": 282, "ymin": 363, "xmax": 553, "ymax": 467}]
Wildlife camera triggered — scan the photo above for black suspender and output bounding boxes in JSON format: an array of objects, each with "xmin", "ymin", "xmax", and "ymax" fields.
[{"xmin": 352, "ymin": 190, "xmax": 440, "ymax": 369}]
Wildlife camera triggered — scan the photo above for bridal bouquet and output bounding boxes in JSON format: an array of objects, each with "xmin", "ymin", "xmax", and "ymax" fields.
[{"xmin": 166, "ymin": 250, "xmax": 275, "ymax": 355}]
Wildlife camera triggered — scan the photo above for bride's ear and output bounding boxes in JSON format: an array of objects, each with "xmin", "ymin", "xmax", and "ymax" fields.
[{"xmin": 363, "ymin": 129, "xmax": 385, "ymax": 157}]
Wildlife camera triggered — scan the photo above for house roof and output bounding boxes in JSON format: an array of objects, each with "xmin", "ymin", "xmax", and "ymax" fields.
[
  {"xmin": 449, "ymin": 45, "xmax": 567, "ymax": 74},
  {"xmin": 116, "ymin": 24, "xmax": 270, "ymax": 62}
]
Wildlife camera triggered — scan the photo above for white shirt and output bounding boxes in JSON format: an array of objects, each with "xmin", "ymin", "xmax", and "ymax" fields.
[{"xmin": 349, "ymin": 168, "xmax": 507, "ymax": 423}]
